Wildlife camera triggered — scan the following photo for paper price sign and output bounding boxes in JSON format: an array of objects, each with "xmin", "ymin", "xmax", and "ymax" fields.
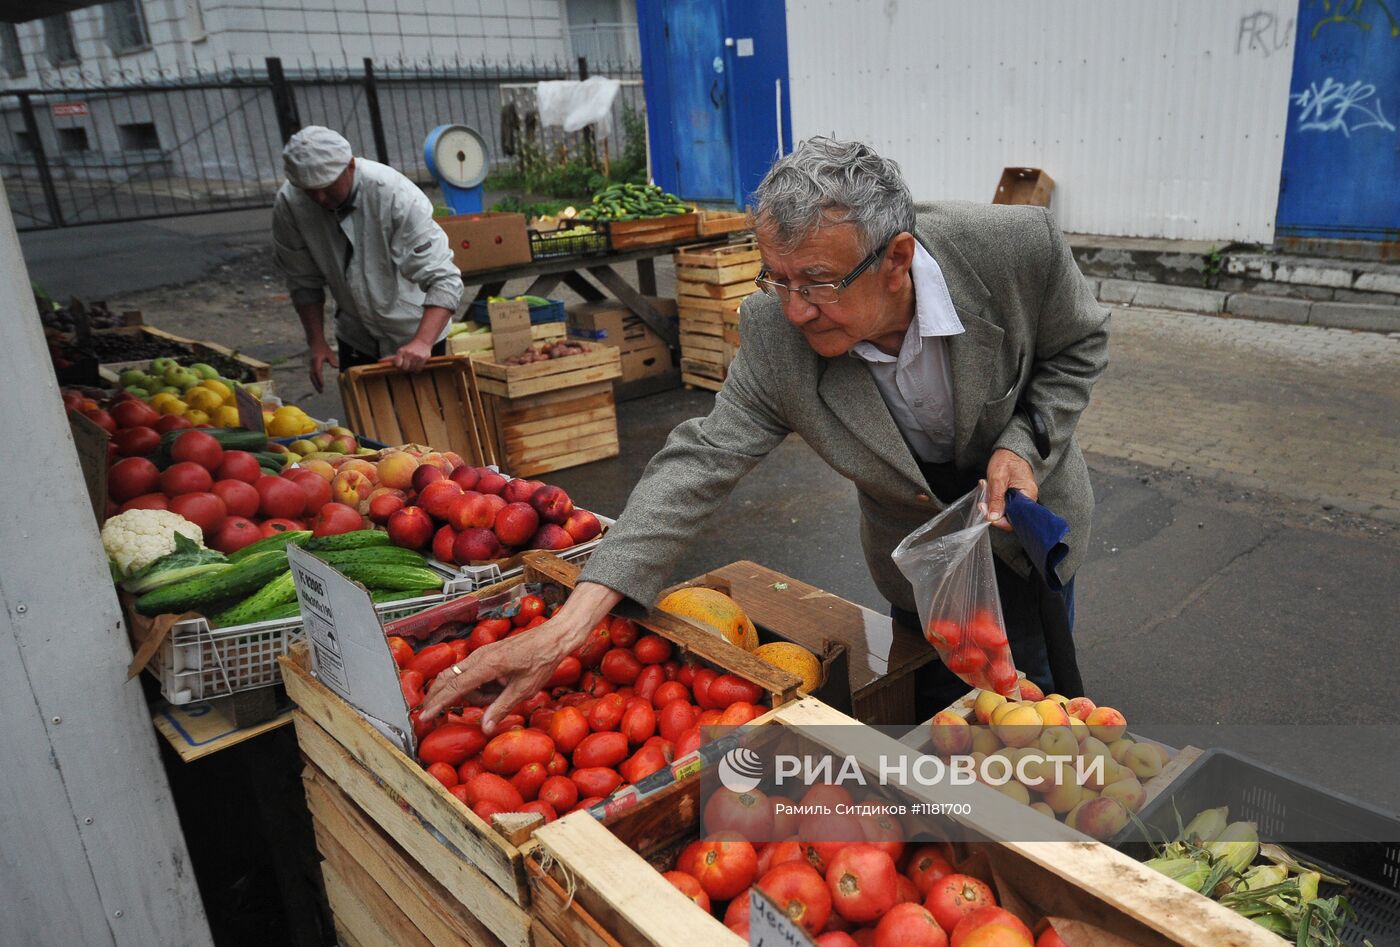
[{"xmin": 749, "ymin": 886, "xmax": 817, "ymax": 947}]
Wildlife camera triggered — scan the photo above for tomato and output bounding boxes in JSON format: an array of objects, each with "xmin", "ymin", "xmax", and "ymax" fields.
[
  {"xmin": 859, "ymin": 812, "xmax": 905, "ymax": 864},
  {"xmin": 587, "ymin": 693, "xmax": 626, "ymax": 732},
  {"xmin": 619, "ymin": 702, "xmax": 656, "ymax": 744},
  {"xmin": 513, "ymin": 594, "xmax": 545, "ymax": 626},
  {"xmin": 519, "ymin": 800, "xmax": 557, "ymax": 823},
  {"xmin": 950, "ymin": 907, "xmax": 1032, "ymax": 947},
  {"xmin": 619, "ymin": 744, "xmax": 669, "ymax": 784},
  {"xmin": 170, "ymin": 430, "xmax": 224, "ymax": 471},
  {"xmin": 657, "ymin": 699, "xmax": 698, "ymax": 742},
  {"xmin": 169, "ymin": 492, "xmax": 227, "ymax": 534},
  {"xmin": 110, "ymin": 398, "xmax": 160, "ymax": 429},
  {"xmin": 400, "ymin": 669, "xmax": 425, "ymax": 708},
  {"xmin": 463, "ymin": 772, "xmax": 524, "ymax": 811},
  {"xmin": 906, "ymin": 844, "xmax": 956, "ymax": 896},
  {"xmin": 722, "ymin": 890, "xmax": 752, "ymax": 931},
  {"xmin": 691, "ymin": 668, "xmax": 719, "ymax": 709},
  {"xmin": 159, "ymin": 461, "xmax": 214, "ymax": 497},
  {"xmin": 653, "ymin": 681, "xmax": 689, "ymax": 708},
  {"xmin": 510, "ymin": 761, "xmax": 549, "ymax": 802},
  {"xmin": 600, "ymin": 647, "xmax": 643, "ymax": 685},
  {"xmin": 816, "ymin": 934, "xmax": 861, "ymax": 947},
  {"xmin": 758, "ymin": 839, "xmax": 807, "ymax": 877},
  {"xmin": 448, "ymin": 783, "xmax": 472, "ymax": 805},
  {"xmin": 771, "ymin": 799, "xmax": 800, "ymax": 839},
  {"xmin": 580, "ymin": 670, "xmax": 615, "ymax": 697},
  {"xmin": 945, "ymin": 646, "xmax": 988, "ymax": 676},
  {"xmin": 662, "ymin": 870, "xmax": 711, "ymax": 914},
  {"xmin": 570, "ymin": 766, "xmax": 623, "ymax": 799},
  {"xmin": 571, "ymin": 795, "xmax": 604, "ymax": 814},
  {"xmin": 676, "ymin": 662, "xmax": 699, "ymax": 686},
  {"xmin": 418, "ymin": 723, "xmax": 487, "ymax": 767},
  {"xmin": 387, "ymin": 637, "xmax": 413, "ymax": 668},
  {"xmin": 547, "ymin": 706, "xmax": 590, "ymax": 755},
  {"xmin": 683, "ymin": 833, "xmax": 758, "ymax": 902},
  {"xmin": 1035, "ymin": 928, "xmax": 1068, "ymax": 947},
  {"xmin": 758, "ymin": 861, "xmax": 832, "ymax": 935},
  {"xmin": 112, "ymin": 426, "xmax": 161, "ymax": 457},
  {"xmin": 967, "ymin": 610, "xmax": 1008, "ymax": 650},
  {"xmin": 108, "ymin": 457, "xmax": 161, "ymax": 502},
  {"xmin": 215, "ymin": 450, "xmax": 263, "ymax": 484},
  {"xmin": 538, "ymin": 775, "xmax": 578, "ymax": 812},
  {"xmin": 451, "ymin": 639, "xmax": 470, "ymax": 664},
  {"xmin": 708, "ymin": 674, "xmax": 764, "ymax": 706},
  {"xmin": 987, "ymin": 658, "xmax": 1019, "ymax": 695},
  {"xmin": 259, "ymin": 518, "xmax": 305, "ymax": 537},
  {"xmin": 255, "ymin": 475, "xmax": 306, "ymax": 519},
  {"xmin": 607, "ymin": 616, "xmax": 639, "ymax": 648},
  {"xmin": 291, "ymin": 474, "xmax": 335, "ymax": 521},
  {"xmin": 927, "ymin": 618, "xmax": 964, "ymax": 651},
  {"xmin": 874, "ymin": 902, "xmax": 949, "ymax": 947},
  {"xmin": 924, "ymin": 874, "xmax": 996, "ymax": 936},
  {"xmin": 674, "ymin": 727, "xmax": 704, "ymax": 758},
  {"xmin": 119, "ymin": 492, "xmax": 169, "ymax": 513},
  {"xmin": 704, "ymin": 786, "xmax": 774, "ymax": 842},
  {"xmin": 450, "ymin": 706, "xmax": 486, "ymax": 728},
  {"xmin": 83, "ymin": 408, "xmax": 117, "ymax": 434},
  {"xmin": 633, "ymin": 634, "xmax": 673, "ymax": 665},
  {"xmin": 719, "ymin": 701, "xmax": 763, "ymax": 726},
  {"xmin": 408, "ymin": 642, "xmax": 457, "ymax": 679},
  {"xmin": 209, "ymin": 516, "xmax": 260, "ymax": 553},
  {"xmin": 481, "ymin": 729, "xmax": 554, "ymax": 776},
  {"xmin": 826, "ymin": 844, "xmax": 898, "ymax": 923},
  {"xmin": 575, "ymin": 622, "xmax": 612, "ymax": 667},
  {"xmin": 473, "ymin": 800, "xmax": 507, "ymax": 821},
  {"xmin": 212, "ymin": 479, "xmax": 260, "ymax": 518},
  {"xmin": 540, "ymin": 655, "xmax": 579, "ymax": 690},
  {"xmin": 573, "ymin": 731, "xmax": 628, "ymax": 769},
  {"xmin": 425, "ymin": 762, "xmax": 458, "ymax": 789},
  {"xmin": 456, "ymin": 758, "xmax": 485, "ymax": 784},
  {"xmin": 633, "ymin": 664, "xmax": 666, "ymax": 703},
  {"xmin": 545, "ymin": 751, "xmax": 568, "ymax": 777},
  {"xmin": 153, "ymin": 414, "xmax": 194, "ymax": 435}
]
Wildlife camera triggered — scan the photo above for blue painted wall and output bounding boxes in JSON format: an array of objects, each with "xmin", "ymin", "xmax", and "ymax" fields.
[
  {"xmin": 1276, "ymin": 1, "xmax": 1400, "ymax": 240},
  {"xmin": 636, "ymin": 0, "xmax": 792, "ymax": 208}
]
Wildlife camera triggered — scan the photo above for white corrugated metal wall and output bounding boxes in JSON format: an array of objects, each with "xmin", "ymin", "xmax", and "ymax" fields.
[{"xmin": 784, "ymin": 1, "xmax": 1299, "ymax": 242}]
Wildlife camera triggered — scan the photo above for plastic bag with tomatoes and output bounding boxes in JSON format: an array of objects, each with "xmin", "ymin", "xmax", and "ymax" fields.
[{"xmin": 891, "ymin": 482, "xmax": 1021, "ymax": 698}]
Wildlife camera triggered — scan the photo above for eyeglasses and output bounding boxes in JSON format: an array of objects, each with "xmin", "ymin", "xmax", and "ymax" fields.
[{"xmin": 753, "ymin": 242, "xmax": 889, "ymax": 306}]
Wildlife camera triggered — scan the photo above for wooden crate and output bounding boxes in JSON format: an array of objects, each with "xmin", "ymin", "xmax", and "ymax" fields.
[
  {"xmin": 674, "ymin": 240, "xmax": 759, "ymax": 392},
  {"xmin": 605, "ymin": 212, "xmax": 699, "ymax": 250},
  {"xmin": 96, "ymin": 324, "xmax": 273, "ymax": 383},
  {"xmin": 339, "ymin": 355, "xmax": 497, "ymax": 466},
  {"xmin": 482, "ymin": 380, "xmax": 620, "ymax": 477},
  {"xmin": 472, "ymin": 340, "xmax": 621, "ymax": 400},
  {"xmin": 446, "ymin": 322, "xmax": 566, "ymax": 360},
  {"xmin": 529, "ymin": 697, "xmax": 1280, "ymax": 947},
  {"xmin": 696, "ymin": 209, "xmax": 752, "ymax": 237}
]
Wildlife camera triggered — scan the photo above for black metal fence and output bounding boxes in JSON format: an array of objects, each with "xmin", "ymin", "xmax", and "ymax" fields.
[{"xmin": 0, "ymin": 56, "xmax": 644, "ymax": 231}]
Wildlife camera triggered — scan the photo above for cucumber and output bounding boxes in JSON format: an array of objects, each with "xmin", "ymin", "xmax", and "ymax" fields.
[
  {"xmin": 210, "ymin": 571, "xmax": 297, "ymax": 627},
  {"xmin": 320, "ymin": 547, "xmax": 431, "ymax": 569},
  {"xmin": 304, "ymin": 530, "xmax": 393, "ymax": 552},
  {"xmin": 331, "ymin": 562, "xmax": 445, "ymax": 592},
  {"xmin": 136, "ymin": 549, "xmax": 289, "ymax": 616},
  {"xmin": 237, "ymin": 587, "xmax": 440, "ymax": 625},
  {"xmin": 229, "ymin": 530, "xmax": 312, "ymax": 562},
  {"xmin": 160, "ymin": 427, "xmax": 268, "ymax": 453}
]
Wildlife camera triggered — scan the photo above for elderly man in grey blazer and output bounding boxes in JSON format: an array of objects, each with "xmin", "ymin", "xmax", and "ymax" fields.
[{"xmin": 424, "ymin": 137, "xmax": 1109, "ymax": 731}]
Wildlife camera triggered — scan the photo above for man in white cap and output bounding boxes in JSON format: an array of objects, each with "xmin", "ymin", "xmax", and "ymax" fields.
[{"xmin": 272, "ymin": 125, "xmax": 464, "ymax": 391}]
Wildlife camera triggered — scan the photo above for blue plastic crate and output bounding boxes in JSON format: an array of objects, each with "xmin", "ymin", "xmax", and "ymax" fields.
[{"xmin": 469, "ymin": 297, "xmax": 566, "ymax": 326}]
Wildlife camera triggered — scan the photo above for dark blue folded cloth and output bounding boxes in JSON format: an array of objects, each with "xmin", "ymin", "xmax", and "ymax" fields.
[{"xmin": 1005, "ymin": 488, "xmax": 1070, "ymax": 591}]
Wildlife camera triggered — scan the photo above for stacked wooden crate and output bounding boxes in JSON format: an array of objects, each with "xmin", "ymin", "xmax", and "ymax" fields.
[{"xmin": 674, "ymin": 240, "xmax": 761, "ymax": 392}]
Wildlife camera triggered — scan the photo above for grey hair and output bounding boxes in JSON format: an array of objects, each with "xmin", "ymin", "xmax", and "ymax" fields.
[{"xmin": 752, "ymin": 137, "xmax": 917, "ymax": 256}]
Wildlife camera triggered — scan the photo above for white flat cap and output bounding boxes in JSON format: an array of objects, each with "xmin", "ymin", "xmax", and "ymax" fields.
[{"xmin": 282, "ymin": 125, "xmax": 353, "ymax": 189}]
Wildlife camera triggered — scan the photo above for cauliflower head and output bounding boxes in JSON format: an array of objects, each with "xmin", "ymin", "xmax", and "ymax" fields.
[{"xmin": 102, "ymin": 509, "xmax": 205, "ymax": 577}]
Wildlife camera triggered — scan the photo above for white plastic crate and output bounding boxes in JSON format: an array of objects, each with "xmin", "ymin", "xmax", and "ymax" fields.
[
  {"xmin": 428, "ymin": 513, "xmax": 614, "ymax": 591},
  {"xmin": 149, "ymin": 583, "xmax": 476, "ymax": 704}
]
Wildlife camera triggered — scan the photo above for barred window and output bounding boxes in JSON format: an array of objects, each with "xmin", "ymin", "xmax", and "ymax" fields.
[
  {"xmin": 1, "ymin": 24, "xmax": 24, "ymax": 78},
  {"xmin": 105, "ymin": 0, "xmax": 151, "ymax": 53},
  {"xmin": 43, "ymin": 15, "xmax": 80, "ymax": 66}
]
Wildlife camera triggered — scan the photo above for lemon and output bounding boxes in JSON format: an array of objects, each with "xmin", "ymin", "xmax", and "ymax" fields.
[
  {"xmin": 185, "ymin": 409, "xmax": 209, "ymax": 425},
  {"xmin": 157, "ymin": 398, "xmax": 188, "ymax": 416},
  {"xmin": 149, "ymin": 392, "xmax": 177, "ymax": 410},
  {"xmin": 266, "ymin": 414, "xmax": 303, "ymax": 437},
  {"xmin": 186, "ymin": 388, "xmax": 223, "ymax": 412},
  {"xmin": 199, "ymin": 379, "xmax": 233, "ymax": 403},
  {"xmin": 215, "ymin": 405, "xmax": 242, "ymax": 427},
  {"xmin": 299, "ymin": 418, "xmax": 317, "ymax": 434}
]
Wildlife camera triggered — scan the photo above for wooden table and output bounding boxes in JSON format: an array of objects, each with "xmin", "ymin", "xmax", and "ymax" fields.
[
  {"xmin": 461, "ymin": 237, "xmax": 728, "ymax": 352},
  {"xmin": 701, "ymin": 561, "xmax": 938, "ymax": 726}
]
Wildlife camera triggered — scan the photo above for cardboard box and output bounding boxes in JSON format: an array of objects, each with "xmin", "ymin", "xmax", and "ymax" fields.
[
  {"xmin": 568, "ymin": 298, "xmax": 677, "ymax": 383},
  {"xmin": 992, "ymin": 167, "xmax": 1055, "ymax": 207},
  {"xmin": 435, "ymin": 211, "xmax": 531, "ymax": 274}
]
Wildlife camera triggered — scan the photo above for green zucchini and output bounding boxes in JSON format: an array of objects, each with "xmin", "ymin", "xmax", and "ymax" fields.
[
  {"xmin": 136, "ymin": 549, "xmax": 289, "ymax": 616},
  {"xmin": 210, "ymin": 571, "xmax": 297, "ymax": 627},
  {"xmin": 228, "ymin": 530, "xmax": 312, "ymax": 562},
  {"xmin": 304, "ymin": 530, "xmax": 393, "ymax": 552}
]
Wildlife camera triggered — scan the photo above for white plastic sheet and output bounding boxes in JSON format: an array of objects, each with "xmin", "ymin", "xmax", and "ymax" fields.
[{"xmin": 535, "ymin": 76, "xmax": 621, "ymax": 140}]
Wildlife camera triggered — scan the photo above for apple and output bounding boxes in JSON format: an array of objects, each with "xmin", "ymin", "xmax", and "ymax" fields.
[{"xmin": 386, "ymin": 507, "xmax": 434, "ymax": 549}]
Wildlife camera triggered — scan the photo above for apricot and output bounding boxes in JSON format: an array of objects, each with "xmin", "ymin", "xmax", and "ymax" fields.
[
  {"xmin": 929, "ymin": 711, "xmax": 973, "ymax": 757},
  {"xmin": 1038, "ymin": 726, "xmax": 1078, "ymax": 760},
  {"xmin": 1018, "ymin": 679, "xmax": 1045, "ymax": 702},
  {"xmin": 377, "ymin": 451, "xmax": 419, "ymax": 489},
  {"xmin": 331, "ymin": 469, "xmax": 374, "ymax": 507},
  {"xmin": 1029, "ymin": 802, "xmax": 1056, "ymax": 819},
  {"xmin": 995, "ymin": 780, "xmax": 1031, "ymax": 805},
  {"xmin": 299, "ymin": 458, "xmax": 336, "ymax": 482},
  {"xmin": 1123, "ymin": 743, "xmax": 1166, "ymax": 780},
  {"xmin": 1042, "ymin": 781, "xmax": 1083, "ymax": 815},
  {"xmin": 1033, "ymin": 699, "xmax": 1072, "ymax": 728},
  {"xmin": 1102, "ymin": 776, "xmax": 1146, "ymax": 815},
  {"xmin": 1085, "ymin": 706, "xmax": 1128, "ymax": 743},
  {"xmin": 994, "ymin": 705, "xmax": 1043, "ymax": 748},
  {"xmin": 974, "ymin": 690, "xmax": 1007, "ymax": 725},
  {"xmin": 1071, "ymin": 797, "xmax": 1130, "ymax": 840},
  {"xmin": 970, "ymin": 726, "xmax": 1002, "ymax": 756},
  {"xmin": 1064, "ymin": 697, "xmax": 1096, "ymax": 721}
]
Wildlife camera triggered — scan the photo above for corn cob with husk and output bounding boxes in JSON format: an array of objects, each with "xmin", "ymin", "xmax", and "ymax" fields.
[{"xmin": 1205, "ymin": 821, "xmax": 1261, "ymax": 874}]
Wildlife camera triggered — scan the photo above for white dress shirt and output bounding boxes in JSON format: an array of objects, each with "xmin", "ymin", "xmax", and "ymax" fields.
[{"xmin": 850, "ymin": 242, "xmax": 965, "ymax": 463}]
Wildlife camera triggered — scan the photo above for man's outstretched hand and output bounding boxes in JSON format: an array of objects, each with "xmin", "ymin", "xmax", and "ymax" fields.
[{"xmin": 983, "ymin": 448, "xmax": 1037, "ymax": 532}]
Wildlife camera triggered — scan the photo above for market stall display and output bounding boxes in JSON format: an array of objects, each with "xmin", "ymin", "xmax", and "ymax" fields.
[
  {"xmin": 575, "ymin": 183, "xmax": 700, "ymax": 250},
  {"xmin": 675, "ymin": 240, "xmax": 759, "ymax": 392},
  {"xmin": 95, "ymin": 325, "xmax": 272, "ymax": 384}
]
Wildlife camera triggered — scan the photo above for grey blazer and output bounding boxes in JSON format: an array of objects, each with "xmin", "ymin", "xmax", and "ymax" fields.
[{"xmin": 579, "ymin": 201, "xmax": 1110, "ymax": 614}]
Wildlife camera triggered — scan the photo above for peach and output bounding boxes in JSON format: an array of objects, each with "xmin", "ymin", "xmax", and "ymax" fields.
[
  {"xmin": 994, "ymin": 704, "xmax": 1043, "ymax": 748},
  {"xmin": 327, "ymin": 434, "xmax": 358, "ymax": 454},
  {"xmin": 563, "ymin": 508, "xmax": 603, "ymax": 542},
  {"xmin": 331, "ymin": 469, "xmax": 374, "ymax": 507},
  {"xmin": 1038, "ymin": 725, "xmax": 1078, "ymax": 760},
  {"xmin": 928, "ymin": 711, "xmax": 973, "ymax": 757},
  {"xmin": 449, "ymin": 464, "xmax": 480, "ymax": 491},
  {"xmin": 367, "ymin": 491, "xmax": 406, "ymax": 525},
  {"xmin": 482, "ymin": 493, "xmax": 506, "ymax": 518},
  {"xmin": 412, "ymin": 463, "xmax": 446, "ymax": 492},
  {"xmin": 449, "ymin": 491, "xmax": 495, "ymax": 530},
  {"xmin": 419, "ymin": 452, "xmax": 451, "ymax": 472},
  {"xmin": 494, "ymin": 501, "xmax": 539, "ymax": 547},
  {"xmin": 1033, "ymin": 699, "xmax": 1072, "ymax": 728},
  {"xmin": 476, "ymin": 470, "xmax": 507, "ymax": 495},
  {"xmin": 377, "ymin": 452, "xmax": 420, "ymax": 489},
  {"xmin": 970, "ymin": 726, "xmax": 1001, "ymax": 756},
  {"xmin": 1086, "ymin": 707, "xmax": 1127, "ymax": 743},
  {"xmin": 1108, "ymin": 738, "xmax": 1137, "ymax": 764},
  {"xmin": 995, "ymin": 780, "xmax": 1030, "ymax": 805},
  {"xmin": 1029, "ymin": 802, "xmax": 1056, "ymax": 819},
  {"xmin": 299, "ymin": 459, "xmax": 336, "ymax": 482},
  {"xmin": 432, "ymin": 524, "xmax": 457, "ymax": 563},
  {"xmin": 339, "ymin": 458, "xmax": 376, "ymax": 478},
  {"xmin": 418, "ymin": 480, "xmax": 464, "ymax": 520},
  {"xmin": 1123, "ymin": 744, "xmax": 1166, "ymax": 780},
  {"xmin": 440, "ymin": 451, "xmax": 465, "ymax": 471},
  {"xmin": 1102, "ymin": 775, "xmax": 1146, "ymax": 815},
  {"xmin": 530, "ymin": 484, "xmax": 574, "ymax": 525},
  {"xmin": 502, "ymin": 477, "xmax": 544, "ymax": 504},
  {"xmin": 1042, "ymin": 781, "xmax": 1083, "ymax": 815},
  {"xmin": 529, "ymin": 524, "xmax": 575, "ymax": 551},
  {"xmin": 1071, "ymin": 797, "xmax": 1130, "ymax": 841},
  {"xmin": 973, "ymin": 690, "xmax": 1007, "ymax": 725},
  {"xmin": 1067, "ymin": 716, "xmax": 1089, "ymax": 744},
  {"xmin": 453, "ymin": 527, "xmax": 502, "ymax": 563},
  {"xmin": 989, "ymin": 701, "xmax": 1021, "ymax": 728},
  {"xmin": 1065, "ymin": 697, "xmax": 1096, "ymax": 721},
  {"xmin": 1018, "ymin": 679, "xmax": 1045, "ymax": 702},
  {"xmin": 1014, "ymin": 752, "xmax": 1054, "ymax": 789},
  {"xmin": 386, "ymin": 507, "xmax": 434, "ymax": 549}
]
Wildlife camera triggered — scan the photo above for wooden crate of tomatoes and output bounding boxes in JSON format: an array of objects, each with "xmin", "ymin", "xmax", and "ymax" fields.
[{"xmin": 279, "ymin": 552, "xmax": 801, "ymax": 947}]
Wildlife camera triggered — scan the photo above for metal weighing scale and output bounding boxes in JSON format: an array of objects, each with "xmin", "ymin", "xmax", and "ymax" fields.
[{"xmin": 424, "ymin": 124, "xmax": 490, "ymax": 215}]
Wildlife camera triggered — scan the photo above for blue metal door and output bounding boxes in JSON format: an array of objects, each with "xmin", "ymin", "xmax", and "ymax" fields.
[
  {"xmin": 662, "ymin": 0, "xmax": 736, "ymax": 201},
  {"xmin": 1276, "ymin": 1, "xmax": 1400, "ymax": 240}
]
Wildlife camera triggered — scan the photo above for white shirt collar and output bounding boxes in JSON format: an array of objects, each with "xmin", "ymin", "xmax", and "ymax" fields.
[{"xmin": 851, "ymin": 240, "xmax": 964, "ymax": 364}]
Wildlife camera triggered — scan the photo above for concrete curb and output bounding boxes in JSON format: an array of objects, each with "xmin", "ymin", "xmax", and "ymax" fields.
[{"xmin": 1095, "ymin": 280, "xmax": 1400, "ymax": 334}]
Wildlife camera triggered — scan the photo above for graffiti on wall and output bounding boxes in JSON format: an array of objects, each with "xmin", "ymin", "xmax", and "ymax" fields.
[
  {"xmin": 1238, "ymin": 10, "xmax": 1296, "ymax": 55},
  {"xmin": 1307, "ymin": 0, "xmax": 1400, "ymax": 38},
  {"xmin": 1291, "ymin": 76, "xmax": 1396, "ymax": 133}
]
